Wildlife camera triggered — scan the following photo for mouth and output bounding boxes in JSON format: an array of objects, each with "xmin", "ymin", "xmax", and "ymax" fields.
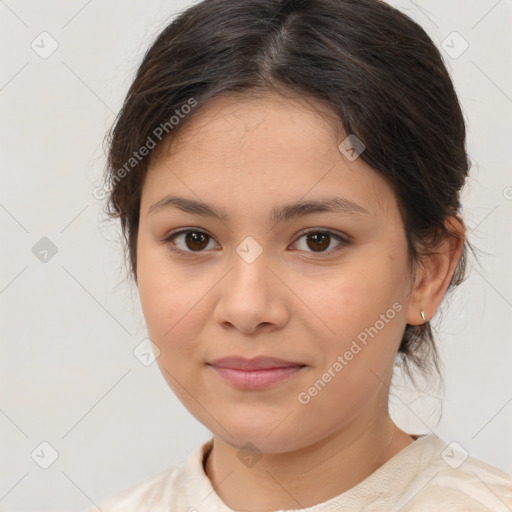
[{"xmin": 207, "ymin": 356, "xmax": 307, "ymax": 390}]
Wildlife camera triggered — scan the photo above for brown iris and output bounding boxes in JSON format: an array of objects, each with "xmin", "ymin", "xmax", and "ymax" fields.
[
  {"xmin": 305, "ymin": 232, "xmax": 331, "ymax": 252},
  {"xmin": 183, "ymin": 231, "xmax": 210, "ymax": 251}
]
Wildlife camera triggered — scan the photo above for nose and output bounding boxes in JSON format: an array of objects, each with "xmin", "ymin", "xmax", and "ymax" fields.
[{"xmin": 212, "ymin": 252, "xmax": 290, "ymax": 335}]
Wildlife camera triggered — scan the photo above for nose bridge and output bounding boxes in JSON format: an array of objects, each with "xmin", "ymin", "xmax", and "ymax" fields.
[
  {"xmin": 235, "ymin": 235, "xmax": 266, "ymax": 267},
  {"xmin": 229, "ymin": 235, "xmax": 272, "ymax": 293},
  {"xmin": 212, "ymin": 235, "xmax": 287, "ymax": 332}
]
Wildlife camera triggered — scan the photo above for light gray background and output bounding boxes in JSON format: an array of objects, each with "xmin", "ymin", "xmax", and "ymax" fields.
[{"xmin": 1, "ymin": 1, "xmax": 511, "ymax": 511}]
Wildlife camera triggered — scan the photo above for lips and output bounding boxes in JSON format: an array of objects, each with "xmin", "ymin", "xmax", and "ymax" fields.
[
  {"xmin": 207, "ymin": 356, "xmax": 306, "ymax": 371},
  {"xmin": 207, "ymin": 357, "xmax": 307, "ymax": 390}
]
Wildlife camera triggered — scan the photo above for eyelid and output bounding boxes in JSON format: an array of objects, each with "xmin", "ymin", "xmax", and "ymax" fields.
[
  {"xmin": 162, "ymin": 228, "xmax": 219, "ymax": 255},
  {"xmin": 291, "ymin": 228, "xmax": 349, "ymax": 256},
  {"xmin": 294, "ymin": 226, "xmax": 352, "ymax": 244},
  {"xmin": 162, "ymin": 227, "xmax": 350, "ymax": 256}
]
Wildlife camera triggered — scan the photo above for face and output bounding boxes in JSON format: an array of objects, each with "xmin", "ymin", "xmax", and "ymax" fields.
[{"xmin": 136, "ymin": 93, "xmax": 414, "ymax": 454}]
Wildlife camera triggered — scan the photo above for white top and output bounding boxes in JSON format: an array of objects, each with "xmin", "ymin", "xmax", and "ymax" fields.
[{"xmin": 89, "ymin": 433, "xmax": 512, "ymax": 511}]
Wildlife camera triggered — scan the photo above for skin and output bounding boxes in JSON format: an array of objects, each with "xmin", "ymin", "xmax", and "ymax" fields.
[{"xmin": 136, "ymin": 92, "xmax": 465, "ymax": 510}]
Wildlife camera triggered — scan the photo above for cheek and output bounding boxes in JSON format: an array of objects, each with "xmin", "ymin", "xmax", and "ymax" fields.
[
  {"xmin": 316, "ymin": 257, "xmax": 407, "ymax": 345},
  {"xmin": 137, "ymin": 253, "xmax": 210, "ymax": 403},
  {"xmin": 295, "ymin": 277, "xmax": 405, "ymax": 445},
  {"xmin": 302, "ymin": 255, "xmax": 407, "ymax": 399},
  {"xmin": 136, "ymin": 239, "xmax": 206, "ymax": 349}
]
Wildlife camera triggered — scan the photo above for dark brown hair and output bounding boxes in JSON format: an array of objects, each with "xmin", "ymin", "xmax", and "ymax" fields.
[{"xmin": 102, "ymin": 0, "xmax": 475, "ymax": 381}]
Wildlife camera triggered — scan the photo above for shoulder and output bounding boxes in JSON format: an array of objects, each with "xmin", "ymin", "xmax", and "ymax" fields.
[
  {"xmin": 82, "ymin": 439, "xmax": 213, "ymax": 512},
  {"xmin": 85, "ymin": 464, "xmax": 185, "ymax": 512},
  {"xmin": 395, "ymin": 434, "xmax": 512, "ymax": 511}
]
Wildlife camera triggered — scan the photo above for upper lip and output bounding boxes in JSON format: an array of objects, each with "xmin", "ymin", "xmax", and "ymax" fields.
[{"xmin": 208, "ymin": 356, "xmax": 306, "ymax": 371}]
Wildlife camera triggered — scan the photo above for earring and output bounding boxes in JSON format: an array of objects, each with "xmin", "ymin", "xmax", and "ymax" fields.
[{"xmin": 420, "ymin": 310, "xmax": 427, "ymax": 323}]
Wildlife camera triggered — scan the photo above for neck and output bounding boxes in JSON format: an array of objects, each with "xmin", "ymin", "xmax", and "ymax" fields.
[{"xmin": 204, "ymin": 413, "xmax": 415, "ymax": 511}]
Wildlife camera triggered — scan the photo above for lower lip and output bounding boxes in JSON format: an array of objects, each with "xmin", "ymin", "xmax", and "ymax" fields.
[{"xmin": 209, "ymin": 365, "xmax": 306, "ymax": 390}]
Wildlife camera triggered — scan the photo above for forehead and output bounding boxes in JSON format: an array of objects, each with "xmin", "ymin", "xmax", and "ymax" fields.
[
  {"xmin": 142, "ymin": 93, "xmax": 400, "ymax": 224},
  {"xmin": 163, "ymin": 92, "xmax": 343, "ymax": 159}
]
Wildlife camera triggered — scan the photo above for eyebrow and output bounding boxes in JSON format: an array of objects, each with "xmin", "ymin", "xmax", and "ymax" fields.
[{"xmin": 147, "ymin": 194, "xmax": 371, "ymax": 223}]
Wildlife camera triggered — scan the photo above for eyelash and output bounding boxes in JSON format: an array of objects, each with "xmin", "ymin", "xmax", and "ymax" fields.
[{"xmin": 162, "ymin": 228, "xmax": 349, "ymax": 258}]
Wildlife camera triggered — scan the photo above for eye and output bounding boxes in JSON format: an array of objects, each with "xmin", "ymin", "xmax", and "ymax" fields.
[
  {"xmin": 292, "ymin": 229, "xmax": 348, "ymax": 255},
  {"xmin": 163, "ymin": 229, "xmax": 219, "ymax": 254},
  {"xmin": 162, "ymin": 228, "xmax": 349, "ymax": 256}
]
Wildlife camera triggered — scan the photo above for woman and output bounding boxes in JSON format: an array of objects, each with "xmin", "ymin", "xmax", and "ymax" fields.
[{"xmin": 91, "ymin": 0, "xmax": 512, "ymax": 509}]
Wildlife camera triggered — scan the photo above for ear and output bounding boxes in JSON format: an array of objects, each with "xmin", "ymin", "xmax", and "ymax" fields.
[{"xmin": 406, "ymin": 216, "xmax": 465, "ymax": 325}]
